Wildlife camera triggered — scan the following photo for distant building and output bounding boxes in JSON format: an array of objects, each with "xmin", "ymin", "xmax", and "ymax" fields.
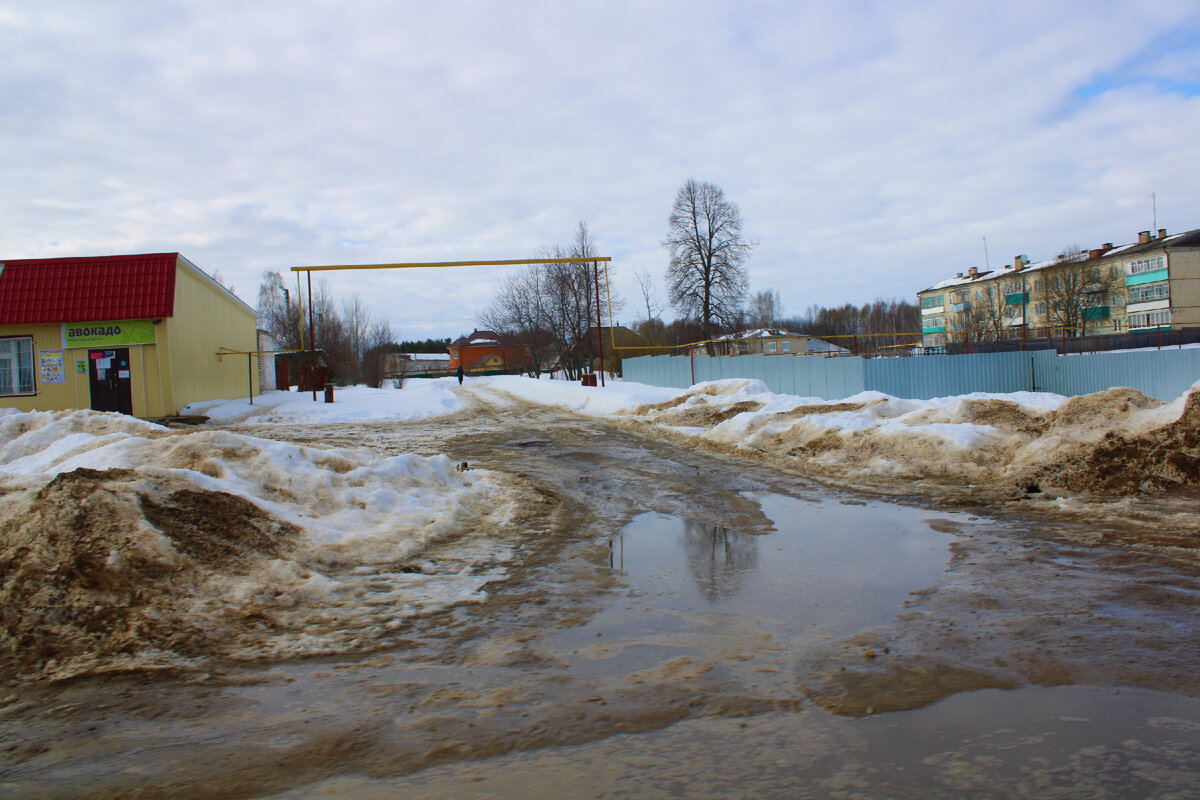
[
  {"xmin": 711, "ymin": 329, "xmax": 849, "ymax": 356},
  {"xmin": 917, "ymin": 227, "xmax": 1200, "ymax": 347},
  {"xmin": 0, "ymin": 252, "xmax": 258, "ymax": 417},
  {"xmin": 448, "ymin": 330, "xmax": 532, "ymax": 375},
  {"xmin": 380, "ymin": 351, "xmax": 451, "ymax": 380}
]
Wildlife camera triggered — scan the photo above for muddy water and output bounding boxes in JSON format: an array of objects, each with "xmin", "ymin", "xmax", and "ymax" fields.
[{"xmin": 3, "ymin": 399, "xmax": 1200, "ymax": 799}]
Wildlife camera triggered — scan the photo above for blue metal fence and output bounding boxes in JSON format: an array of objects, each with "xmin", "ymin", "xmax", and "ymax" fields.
[{"xmin": 622, "ymin": 347, "xmax": 1200, "ymax": 402}]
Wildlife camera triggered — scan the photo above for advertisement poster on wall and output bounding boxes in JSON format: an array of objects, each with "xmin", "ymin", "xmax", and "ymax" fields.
[{"xmin": 40, "ymin": 349, "xmax": 65, "ymax": 384}]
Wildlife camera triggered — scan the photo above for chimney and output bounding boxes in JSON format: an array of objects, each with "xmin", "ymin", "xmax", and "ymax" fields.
[
  {"xmin": 956, "ymin": 272, "xmax": 963, "ymax": 279},
  {"xmin": 1013, "ymin": 255, "xmax": 1028, "ymax": 270},
  {"xmin": 1103, "ymin": 242, "xmax": 1113, "ymax": 250},
  {"xmin": 1138, "ymin": 230, "xmax": 1151, "ymax": 244},
  {"xmin": 968, "ymin": 266, "xmax": 978, "ymax": 278},
  {"xmin": 1158, "ymin": 228, "xmax": 1167, "ymax": 239}
]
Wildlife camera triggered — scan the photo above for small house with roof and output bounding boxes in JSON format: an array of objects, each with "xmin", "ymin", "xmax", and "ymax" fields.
[
  {"xmin": 713, "ymin": 329, "xmax": 849, "ymax": 356},
  {"xmin": 0, "ymin": 252, "xmax": 258, "ymax": 417},
  {"xmin": 448, "ymin": 329, "xmax": 532, "ymax": 375}
]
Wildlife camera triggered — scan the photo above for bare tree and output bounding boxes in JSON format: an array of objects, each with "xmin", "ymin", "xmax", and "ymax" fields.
[
  {"xmin": 1039, "ymin": 246, "xmax": 1120, "ymax": 337},
  {"xmin": 663, "ymin": 179, "xmax": 753, "ymax": 350},
  {"xmin": 257, "ymin": 270, "xmax": 304, "ymax": 351},
  {"xmin": 634, "ymin": 268, "xmax": 664, "ymax": 323},
  {"xmin": 747, "ymin": 289, "xmax": 782, "ymax": 328}
]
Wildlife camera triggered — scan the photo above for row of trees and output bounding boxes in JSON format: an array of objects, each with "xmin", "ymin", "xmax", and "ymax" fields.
[
  {"xmin": 477, "ymin": 223, "xmax": 621, "ymax": 379},
  {"xmin": 257, "ymin": 272, "xmax": 394, "ymax": 385}
]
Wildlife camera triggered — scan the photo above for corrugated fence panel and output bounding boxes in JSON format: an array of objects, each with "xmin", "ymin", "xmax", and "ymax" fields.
[
  {"xmin": 623, "ymin": 348, "xmax": 1200, "ymax": 401},
  {"xmin": 864, "ymin": 351, "xmax": 1041, "ymax": 399},
  {"xmin": 1042, "ymin": 348, "xmax": 1200, "ymax": 401}
]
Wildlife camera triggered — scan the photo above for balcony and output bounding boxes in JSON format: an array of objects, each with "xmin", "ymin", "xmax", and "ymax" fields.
[
  {"xmin": 950, "ymin": 302, "xmax": 970, "ymax": 312},
  {"xmin": 1005, "ymin": 292, "xmax": 1029, "ymax": 306},
  {"xmin": 1082, "ymin": 306, "xmax": 1110, "ymax": 320}
]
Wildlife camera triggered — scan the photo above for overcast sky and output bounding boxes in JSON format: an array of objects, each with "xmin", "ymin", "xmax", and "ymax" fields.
[{"xmin": 5, "ymin": 1, "xmax": 1200, "ymax": 339}]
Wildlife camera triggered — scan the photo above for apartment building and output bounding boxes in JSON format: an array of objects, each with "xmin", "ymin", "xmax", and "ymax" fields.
[{"xmin": 917, "ymin": 227, "xmax": 1200, "ymax": 347}]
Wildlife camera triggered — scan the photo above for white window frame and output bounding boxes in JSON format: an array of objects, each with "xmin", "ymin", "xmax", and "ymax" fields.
[
  {"xmin": 767, "ymin": 341, "xmax": 777, "ymax": 353},
  {"xmin": 0, "ymin": 336, "xmax": 35, "ymax": 396},
  {"xmin": 1128, "ymin": 255, "xmax": 1166, "ymax": 275}
]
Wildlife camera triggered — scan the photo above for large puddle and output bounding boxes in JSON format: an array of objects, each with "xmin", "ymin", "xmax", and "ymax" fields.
[{"xmin": 549, "ymin": 493, "xmax": 961, "ymax": 684}]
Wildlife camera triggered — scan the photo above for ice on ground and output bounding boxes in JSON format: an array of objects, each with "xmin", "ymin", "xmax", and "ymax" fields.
[{"xmin": 0, "ymin": 409, "xmax": 528, "ymax": 681}]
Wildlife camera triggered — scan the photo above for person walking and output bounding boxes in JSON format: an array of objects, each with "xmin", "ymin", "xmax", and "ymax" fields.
[{"xmin": 456, "ymin": 365, "xmax": 464, "ymax": 385}]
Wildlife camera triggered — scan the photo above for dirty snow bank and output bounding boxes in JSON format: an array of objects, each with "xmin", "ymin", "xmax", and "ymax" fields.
[
  {"xmin": 614, "ymin": 378, "xmax": 1200, "ymax": 499},
  {"xmin": 0, "ymin": 409, "xmax": 526, "ymax": 681}
]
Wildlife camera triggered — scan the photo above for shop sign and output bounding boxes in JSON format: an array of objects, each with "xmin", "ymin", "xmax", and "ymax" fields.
[{"xmin": 62, "ymin": 319, "xmax": 156, "ymax": 349}]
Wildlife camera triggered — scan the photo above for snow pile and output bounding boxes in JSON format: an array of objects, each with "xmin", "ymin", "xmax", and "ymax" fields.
[
  {"xmin": 619, "ymin": 379, "xmax": 1200, "ymax": 495},
  {"xmin": 0, "ymin": 409, "xmax": 525, "ymax": 681}
]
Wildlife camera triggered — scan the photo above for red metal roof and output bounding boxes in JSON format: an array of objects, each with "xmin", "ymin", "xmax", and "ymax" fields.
[{"xmin": 0, "ymin": 253, "xmax": 178, "ymax": 324}]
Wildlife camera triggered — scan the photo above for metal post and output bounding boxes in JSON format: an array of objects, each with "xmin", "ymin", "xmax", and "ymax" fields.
[
  {"xmin": 308, "ymin": 270, "xmax": 316, "ymax": 401},
  {"xmin": 593, "ymin": 261, "xmax": 605, "ymax": 387},
  {"xmin": 248, "ymin": 353, "xmax": 254, "ymax": 405}
]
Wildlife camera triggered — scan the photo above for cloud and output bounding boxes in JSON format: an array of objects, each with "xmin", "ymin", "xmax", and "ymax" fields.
[{"xmin": 3, "ymin": 0, "xmax": 1200, "ymax": 337}]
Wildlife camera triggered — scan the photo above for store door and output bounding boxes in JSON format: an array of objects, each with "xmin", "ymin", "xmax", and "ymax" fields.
[{"xmin": 89, "ymin": 348, "xmax": 134, "ymax": 415}]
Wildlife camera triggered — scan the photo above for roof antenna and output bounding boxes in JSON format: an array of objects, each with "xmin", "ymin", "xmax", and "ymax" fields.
[
  {"xmin": 982, "ymin": 236, "xmax": 990, "ymax": 270},
  {"xmin": 1152, "ymin": 191, "xmax": 1157, "ymax": 232}
]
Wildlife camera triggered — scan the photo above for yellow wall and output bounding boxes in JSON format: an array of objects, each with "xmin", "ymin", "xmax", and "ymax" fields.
[
  {"xmin": 164, "ymin": 257, "xmax": 258, "ymax": 413},
  {"xmin": 0, "ymin": 323, "xmax": 169, "ymax": 417}
]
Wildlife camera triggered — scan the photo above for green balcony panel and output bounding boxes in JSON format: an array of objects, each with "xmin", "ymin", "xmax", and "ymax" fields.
[
  {"xmin": 1005, "ymin": 292, "xmax": 1029, "ymax": 305},
  {"xmin": 1082, "ymin": 306, "xmax": 1110, "ymax": 319},
  {"xmin": 1126, "ymin": 269, "xmax": 1169, "ymax": 287}
]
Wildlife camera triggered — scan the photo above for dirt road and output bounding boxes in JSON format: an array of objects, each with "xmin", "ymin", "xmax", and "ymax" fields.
[{"xmin": 3, "ymin": 394, "xmax": 1199, "ymax": 798}]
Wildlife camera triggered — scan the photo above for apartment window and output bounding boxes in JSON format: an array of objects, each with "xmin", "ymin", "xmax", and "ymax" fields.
[
  {"xmin": 1033, "ymin": 279, "xmax": 1043, "ymax": 291},
  {"xmin": 1035, "ymin": 303, "xmax": 1046, "ymax": 316},
  {"xmin": 1127, "ymin": 309, "xmax": 1171, "ymax": 328},
  {"xmin": 1128, "ymin": 255, "xmax": 1166, "ymax": 275},
  {"xmin": 0, "ymin": 337, "xmax": 34, "ymax": 396},
  {"xmin": 921, "ymin": 295, "xmax": 945, "ymax": 309},
  {"xmin": 767, "ymin": 341, "xmax": 777, "ymax": 353},
  {"xmin": 781, "ymin": 341, "xmax": 790, "ymax": 353},
  {"xmin": 922, "ymin": 315, "xmax": 945, "ymax": 330},
  {"xmin": 1126, "ymin": 282, "xmax": 1170, "ymax": 304}
]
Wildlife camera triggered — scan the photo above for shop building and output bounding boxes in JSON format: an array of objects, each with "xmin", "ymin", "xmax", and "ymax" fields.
[{"xmin": 0, "ymin": 252, "xmax": 258, "ymax": 417}]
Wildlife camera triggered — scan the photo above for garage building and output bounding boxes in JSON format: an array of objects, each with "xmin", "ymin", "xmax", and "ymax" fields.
[{"xmin": 0, "ymin": 252, "xmax": 258, "ymax": 418}]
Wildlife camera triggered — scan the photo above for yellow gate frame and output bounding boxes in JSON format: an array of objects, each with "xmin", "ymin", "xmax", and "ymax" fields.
[{"xmin": 290, "ymin": 257, "xmax": 614, "ymax": 396}]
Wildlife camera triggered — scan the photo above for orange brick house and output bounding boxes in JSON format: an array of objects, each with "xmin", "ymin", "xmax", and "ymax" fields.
[{"xmin": 447, "ymin": 330, "xmax": 532, "ymax": 375}]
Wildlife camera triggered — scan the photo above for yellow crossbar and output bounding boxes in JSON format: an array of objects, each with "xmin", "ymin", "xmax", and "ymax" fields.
[{"xmin": 291, "ymin": 257, "xmax": 611, "ymax": 273}]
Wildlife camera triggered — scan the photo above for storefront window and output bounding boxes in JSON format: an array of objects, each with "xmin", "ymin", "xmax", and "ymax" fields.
[{"xmin": 0, "ymin": 337, "xmax": 34, "ymax": 395}]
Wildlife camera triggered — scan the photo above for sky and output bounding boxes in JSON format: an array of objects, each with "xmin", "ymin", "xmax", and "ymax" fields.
[{"xmin": 4, "ymin": 1, "xmax": 1200, "ymax": 340}]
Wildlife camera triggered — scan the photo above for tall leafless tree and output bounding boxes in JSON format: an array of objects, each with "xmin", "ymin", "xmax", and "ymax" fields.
[{"xmin": 663, "ymin": 179, "xmax": 753, "ymax": 351}]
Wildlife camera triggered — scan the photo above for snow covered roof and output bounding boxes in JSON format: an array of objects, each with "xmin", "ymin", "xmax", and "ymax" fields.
[
  {"xmin": 716, "ymin": 328, "xmax": 804, "ymax": 341},
  {"xmin": 449, "ymin": 329, "xmax": 503, "ymax": 348}
]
